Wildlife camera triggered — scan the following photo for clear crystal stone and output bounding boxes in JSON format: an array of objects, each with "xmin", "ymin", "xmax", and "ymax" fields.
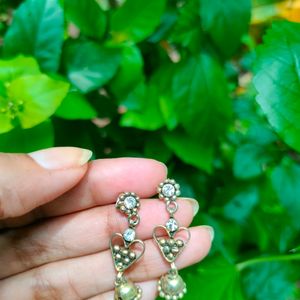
[
  {"xmin": 124, "ymin": 196, "xmax": 137, "ymax": 209},
  {"xmin": 162, "ymin": 183, "xmax": 175, "ymax": 197},
  {"xmin": 166, "ymin": 218, "xmax": 178, "ymax": 232},
  {"xmin": 123, "ymin": 228, "xmax": 136, "ymax": 242}
]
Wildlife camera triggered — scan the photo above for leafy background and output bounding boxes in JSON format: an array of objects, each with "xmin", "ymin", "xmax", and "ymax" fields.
[{"xmin": 1, "ymin": 0, "xmax": 300, "ymax": 299}]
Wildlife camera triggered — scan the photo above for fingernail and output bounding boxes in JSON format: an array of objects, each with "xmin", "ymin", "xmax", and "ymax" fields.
[
  {"xmin": 202, "ymin": 225, "xmax": 215, "ymax": 242},
  {"xmin": 29, "ymin": 147, "xmax": 92, "ymax": 170},
  {"xmin": 185, "ymin": 198, "xmax": 199, "ymax": 216}
]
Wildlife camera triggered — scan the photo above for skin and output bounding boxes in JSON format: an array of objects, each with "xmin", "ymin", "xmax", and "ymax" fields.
[{"xmin": 0, "ymin": 148, "xmax": 212, "ymax": 300}]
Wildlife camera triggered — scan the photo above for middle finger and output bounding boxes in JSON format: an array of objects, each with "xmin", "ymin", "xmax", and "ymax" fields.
[{"xmin": 0, "ymin": 198, "xmax": 197, "ymax": 279}]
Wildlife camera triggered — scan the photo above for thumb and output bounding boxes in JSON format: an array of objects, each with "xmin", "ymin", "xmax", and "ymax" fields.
[{"xmin": 0, "ymin": 147, "xmax": 92, "ymax": 219}]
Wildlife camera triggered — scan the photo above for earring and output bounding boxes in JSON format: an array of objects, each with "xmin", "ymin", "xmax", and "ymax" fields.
[
  {"xmin": 153, "ymin": 179, "xmax": 191, "ymax": 300},
  {"xmin": 110, "ymin": 192, "xmax": 145, "ymax": 300}
]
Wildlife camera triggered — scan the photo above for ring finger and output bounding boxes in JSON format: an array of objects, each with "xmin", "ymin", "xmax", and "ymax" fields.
[{"xmin": 0, "ymin": 226, "xmax": 212, "ymax": 300}]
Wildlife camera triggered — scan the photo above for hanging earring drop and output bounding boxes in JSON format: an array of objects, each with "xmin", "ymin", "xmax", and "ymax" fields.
[
  {"xmin": 110, "ymin": 192, "xmax": 145, "ymax": 300},
  {"xmin": 153, "ymin": 179, "xmax": 191, "ymax": 300}
]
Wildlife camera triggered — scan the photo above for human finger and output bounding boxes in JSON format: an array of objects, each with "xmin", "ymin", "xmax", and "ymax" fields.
[
  {"xmin": 0, "ymin": 147, "xmax": 91, "ymax": 220},
  {"xmin": 0, "ymin": 226, "xmax": 213, "ymax": 299},
  {"xmin": 0, "ymin": 198, "xmax": 198, "ymax": 278},
  {"xmin": 1, "ymin": 158, "xmax": 167, "ymax": 228}
]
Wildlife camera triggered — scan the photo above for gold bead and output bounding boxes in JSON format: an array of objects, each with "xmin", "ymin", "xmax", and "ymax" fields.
[
  {"xmin": 176, "ymin": 240, "xmax": 184, "ymax": 247},
  {"xmin": 117, "ymin": 262, "xmax": 123, "ymax": 268},
  {"xmin": 114, "ymin": 280, "xmax": 141, "ymax": 300},
  {"xmin": 113, "ymin": 245, "xmax": 120, "ymax": 252},
  {"xmin": 124, "ymin": 257, "xmax": 130, "ymax": 264},
  {"xmin": 171, "ymin": 246, "xmax": 179, "ymax": 253},
  {"xmin": 167, "ymin": 253, "xmax": 174, "ymax": 260},
  {"xmin": 169, "ymin": 239, "xmax": 175, "ymax": 246},
  {"xmin": 159, "ymin": 238, "xmax": 166, "ymax": 245},
  {"xmin": 159, "ymin": 273, "xmax": 186, "ymax": 298},
  {"xmin": 163, "ymin": 246, "xmax": 171, "ymax": 254}
]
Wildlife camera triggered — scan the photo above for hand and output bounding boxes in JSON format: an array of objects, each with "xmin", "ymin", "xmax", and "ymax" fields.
[{"xmin": 0, "ymin": 147, "xmax": 213, "ymax": 299}]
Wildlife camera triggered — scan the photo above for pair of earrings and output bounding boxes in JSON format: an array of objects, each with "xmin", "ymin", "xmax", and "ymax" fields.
[{"xmin": 110, "ymin": 179, "xmax": 191, "ymax": 300}]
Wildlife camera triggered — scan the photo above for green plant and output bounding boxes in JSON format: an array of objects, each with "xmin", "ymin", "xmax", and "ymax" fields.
[{"xmin": 0, "ymin": 0, "xmax": 300, "ymax": 299}]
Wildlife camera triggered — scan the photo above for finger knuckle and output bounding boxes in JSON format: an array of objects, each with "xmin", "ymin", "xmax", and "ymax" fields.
[
  {"xmin": 10, "ymin": 229, "xmax": 49, "ymax": 271},
  {"xmin": 32, "ymin": 268, "xmax": 61, "ymax": 300},
  {"xmin": 0, "ymin": 186, "xmax": 23, "ymax": 219}
]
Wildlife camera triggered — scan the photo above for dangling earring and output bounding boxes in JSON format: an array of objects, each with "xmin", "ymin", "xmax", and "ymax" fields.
[
  {"xmin": 110, "ymin": 192, "xmax": 145, "ymax": 300},
  {"xmin": 153, "ymin": 179, "xmax": 191, "ymax": 299}
]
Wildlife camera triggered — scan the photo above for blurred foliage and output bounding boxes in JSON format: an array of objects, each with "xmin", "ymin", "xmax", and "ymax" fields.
[{"xmin": 1, "ymin": 0, "xmax": 300, "ymax": 299}]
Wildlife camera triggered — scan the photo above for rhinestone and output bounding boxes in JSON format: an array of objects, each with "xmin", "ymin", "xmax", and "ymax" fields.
[
  {"xmin": 162, "ymin": 184, "xmax": 176, "ymax": 197},
  {"xmin": 123, "ymin": 228, "xmax": 136, "ymax": 242},
  {"xmin": 166, "ymin": 218, "xmax": 178, "ymax": 232},
  {"xmin": 129, "ymin": 252, "xmax": 136, "ymax": 259},
  {"xmin": 124, "ymin": 196, "xmax": 137, "ymax": 209}
]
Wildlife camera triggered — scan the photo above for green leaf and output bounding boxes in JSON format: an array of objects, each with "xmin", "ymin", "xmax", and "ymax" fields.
[
  {"xmin": 163, "ymin": 129, "xmax": 214, "ymax": 173},
  {"xmin": 110, "ymin": 0, "xmax": 166, "ymax": 43},
  {"xmin": 144, "ymin": 134, "xmax": 172, "ymax": 163},
  {"xmin": 53, "ymin": 118, "xmax": 95, "ymax": 152},
  {"xmin": 0, "ymin": 120, "xmax": 54, "ymax": 153},
  {"xmin": 0, "ymin": 56, "xmax": 43, "ymax": 134},
  {"xmin": 172, "ymin": 52, "xmax": 232, "ymax": 142},
  {"xmin": 254, "ymin": 21, "xmax": 300, "ymax": 152},
  {"xmin": 120, "ymin": 82, "xmax": 164, "ymax": 130},
  {"xmin": 181, "ymin": 255, "xmax": 244, "ymax": 300},
  {"xmin": 0, "ymin": 101, "xmax": 15, "ymax": 134},
  {"xmin": 55, "ymin": 91, "xmax": 97, "ymax": 120},
  {"xmin": 199, "ymin": 0, "xmax": 251, "ymax": 57},
  {"xmin": 110, "ymin": 44, "xmax": 144, "ymax": 98},
  {"xmin": 63, "ymin": 40, "xmax": 120, "ymax": 93},
  {"xmin": 170, "ymin": 0, "xmax": 203, "ymax": 53},
  {"xmin": 64, "ymin": 0, "xmax": 106, "ymax": 39},
  {"xmin": 3, "ymin": 0, "xmax": 64, "ymax": 72},
  {"xmin": 151, "ymin": 64, "xmax": 178, "ymax": 130},
  {"xmin": 233, "ymin": 144, "xmax": 272, "ymax": 179},
  {"xmin": 7, "ymin": 75, "xmax": 69, "ymax": 128},
  {"xmin": 242, "ymin": 261, "xmax": 300, "ymax": 300},
  {"xmin": 271, "ymin": 157, "xmax": 300, "ymax": 230},
  {"xmin": 148, "ymin": 8, "xmax": 177, "ymax": 43},
  {"xmin": 0, "ymin": 56, "xmax": 40, "ymax": 82},
  {"xmin": 224, "ymin": 185, "xmax": 259, "ymax": 224},
  {"xmin": 250, "ymin": 177, "xmax": 298, "ymax": 253}
]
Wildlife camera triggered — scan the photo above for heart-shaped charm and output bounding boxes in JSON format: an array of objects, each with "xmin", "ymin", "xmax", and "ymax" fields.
[
  {"xmin": 153, "ymin": 225, "xmax": 191, "ymax": 263},
  {"xmin": 110, "ymin": 233, "xmax": 145, "ymax": 272}
]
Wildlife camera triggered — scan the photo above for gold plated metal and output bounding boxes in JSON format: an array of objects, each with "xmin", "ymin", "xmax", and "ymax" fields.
[
  {"xmin": 153, "ymin": 225, "xmax": 190, "ymax": 263},
  {"xmin": 153, "ymin": 179, "xmax": 190, "ymax": 299},
  {"xmin": 110, "ymin": 192, "xmax": 144, "ymax": 300}
]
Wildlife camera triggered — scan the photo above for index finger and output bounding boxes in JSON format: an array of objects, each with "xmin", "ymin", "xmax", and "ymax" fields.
[{"xmin": 2, "ymin": 158, "xmax": 167, "ymax": 227}]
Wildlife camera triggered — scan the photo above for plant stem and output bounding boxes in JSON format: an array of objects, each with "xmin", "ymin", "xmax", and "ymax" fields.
[{"xmin": 236, "ymin": 253, "xmax": 300, "ymax": 272}]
